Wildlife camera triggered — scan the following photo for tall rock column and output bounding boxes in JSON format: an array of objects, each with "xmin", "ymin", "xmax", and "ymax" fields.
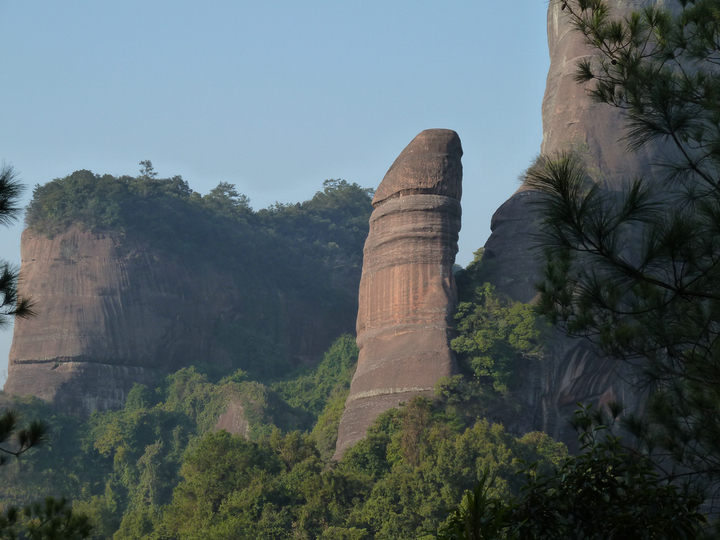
[{"xmin": 333, "ymin": 129, "xmax": 462, "ymax": 459}]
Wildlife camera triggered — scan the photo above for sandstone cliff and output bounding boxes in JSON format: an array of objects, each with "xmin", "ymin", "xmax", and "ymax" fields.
[
  {"xmin": 481, "ymin": 0, "xmax": 680, "ymax": 443},
  {"xmin": 6, "ymin": 227, "xmax": 228, "ymax": 413},
  {"xmin": 5, "ymin": 177, "xmax": 367, "ymax": 416},
  {"xmin": 334, "ymin": 129, "xmax": 462, "ymax": 458}
]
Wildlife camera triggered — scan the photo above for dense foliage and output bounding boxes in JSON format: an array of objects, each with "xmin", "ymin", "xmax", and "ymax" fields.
[
  {"xmin": 436, "ymin": 405, "xmax": 709, "ymax": 540},
  {"xmin": 0, "ymin": 334, "xmax": 356, "ymax": 536},
  {"xmin": 0, "ymin": 332, "xmax": 571, "ymax": 539},
  {"xmin": 449, "ymin": 251, "xmax": 551, "ymax": 434},
  {"xmin": 109, "ymin": 398, "xmax": 565, "ymax": 540},
  {"xmin": 452, "ymin": 279, "xmax": 547, "ymax": 395}
]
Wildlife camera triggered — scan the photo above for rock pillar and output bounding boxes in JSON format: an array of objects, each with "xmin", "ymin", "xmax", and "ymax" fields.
[{"xmin": 333, "ymin": 129, "xmax": 462, "ymax": 459}]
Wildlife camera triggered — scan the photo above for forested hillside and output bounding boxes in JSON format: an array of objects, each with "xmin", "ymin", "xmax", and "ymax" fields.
[
  {"xmin": 0, "ymin": 203, "xmax": 569, "ymax": 538},
  {"xmin": 1, "ymin": 162, "xmax": 711, "ymax": 537},
  {"xmin": 0, "ymin": 331, "xmax": 571, "ymax": 539}
]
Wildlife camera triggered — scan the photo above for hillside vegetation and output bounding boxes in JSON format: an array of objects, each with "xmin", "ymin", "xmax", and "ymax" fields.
[
  {"xmin": 8, "ymin": 163, "xmax": 697, "ymax": 538},
  {"xmin": 2, "ymin": 189, "xmax": 566, "ymax": 537}
]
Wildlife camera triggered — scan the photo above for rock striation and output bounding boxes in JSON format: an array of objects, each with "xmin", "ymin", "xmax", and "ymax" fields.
[{"xmin": 333, "ymin": 129, "xmax": 462, "ymax": 458}]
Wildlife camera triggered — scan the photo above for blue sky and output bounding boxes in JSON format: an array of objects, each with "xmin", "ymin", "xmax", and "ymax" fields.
[{"xmin": 0, "ymin": 1, "xmax": 551, "ymax": 382}]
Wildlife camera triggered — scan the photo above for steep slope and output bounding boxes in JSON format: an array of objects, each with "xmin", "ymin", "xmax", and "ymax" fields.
[
  {"xmin": 6, "ymin": 227, "xmax": 236, "ymax": 412},
  {"xmin": 480, "ymin": 0, "xmax": 680, "ymax": 443},
  {"xmin": 4, "ymin": 174, "xmax": 372, "ymax": 416}
]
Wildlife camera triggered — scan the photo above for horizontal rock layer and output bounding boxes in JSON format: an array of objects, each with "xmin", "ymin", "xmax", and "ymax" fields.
[{"xmin": 334, "ymin": 129, "xmax": 462, "ymax": 458}]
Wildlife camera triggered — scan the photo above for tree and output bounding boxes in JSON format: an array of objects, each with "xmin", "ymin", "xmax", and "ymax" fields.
[
  {"xmin": 0, "ymin": 409, "xmax": 47, "ymax": 466},
  {"xmin": 510, "ymin": 405, "xmax": 707, "ymax": 539},
  {"xmin": 434, "ymin": 470, "xmax": 514, "ymax": 540},
  {"xmin": 529, "ymin": 0, "xmax": 720, "ymax": 489},
  {"xmin": 452, "ymin": 282, "xmax": 547, "ymax": 394},
  {"xmin": 0, "ymin": 164, "xmax": 33, "ymax": 328},
  {"xmin": 433, "ymin": 406, "xmax": 709, "ymax": 540},
  {"xmin": 202, "ymin": 181, "xmax": 251, "ymax": 217},
  {"xmin": 0, "ymin": 164, "xmax": 46, "ymax": 463},
  {"xmin": 0, "ymin": 497, "xmax": 93, "ymax": 540},
  {"xmin": 138, "ymin": 160, "xmax": 158, "ymax": 180}
]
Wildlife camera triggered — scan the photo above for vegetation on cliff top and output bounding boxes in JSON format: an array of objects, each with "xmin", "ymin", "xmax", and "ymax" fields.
[
  {"xmin": 25, "ymin": 165, "xmax": 374, "ymax": 383},
  {"xmin": 25, "ymin": 164, "xmax": 372, "ymax": 264}
]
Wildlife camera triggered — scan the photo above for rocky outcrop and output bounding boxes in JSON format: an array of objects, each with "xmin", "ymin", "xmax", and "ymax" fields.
[
  {"xmin": 483, "ymin": 0, "xmax": 676, "ymax": 442},
  {"xmin": 5, "ymin": 227, "xmax": 355, "ymax": 416},
  {"xmin": 216, "ymin": 399, "xmax": 251, "ymax": 438},
  {"xmin": 333, "ymin": 129, "xmax": 462, "ymax": 458},
  {"xmin": 6, "ymin": 228, "xmax": 208, "ymax": 413}
]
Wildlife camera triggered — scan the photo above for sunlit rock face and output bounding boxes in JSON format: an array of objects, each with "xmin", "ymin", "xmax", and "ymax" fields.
[
  {"xmin": 541, "ymin": 0, "xmax": 680, "ymax": 189},
  {"xmin": 482, "ymin": 0, "xmax": 680, "ymax": 444},
  {"xmin": 333, "ymin": 129, "xmax": 462, "ymax": 459}
]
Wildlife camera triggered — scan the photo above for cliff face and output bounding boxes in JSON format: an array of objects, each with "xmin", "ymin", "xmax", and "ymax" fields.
[
  {"xmin": 334, "ymin": 129, "xmax": 462, "ymax": 458},
  {"xmin": 5, "ymin": 226, "xmax": 355, "ymax": 416},
  {"xmin": 483, "ymin": 0, "xmax": 679, "ymax": 441},
  {"xmin": 541, "ymin": 0, "xmax": 679, "ymax": 189}
]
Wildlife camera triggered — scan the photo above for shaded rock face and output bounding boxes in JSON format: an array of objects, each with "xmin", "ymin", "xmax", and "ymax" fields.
[
  {"xmin": 541, "ymin": 0, "xmax": 680, "ymax": 190},
  {"xmin": 484, "ymin": 0, "xmax": 675, "ymax": 443},
  {"xmin": 334, "ymin": 129, "xmax": 462, "ymax": 458},
  {"xmin": 5, "ymin": 228, "xmax": 235, "ymax": 414},
  {"xmin": 5, "ymin": 227, "xmax": 352, "ymax": 416}
]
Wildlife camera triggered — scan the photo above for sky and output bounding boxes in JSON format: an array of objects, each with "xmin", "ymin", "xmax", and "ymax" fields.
[{"xmin": 0, "ymin": 1, "xmax": 551, "ymax": 384}]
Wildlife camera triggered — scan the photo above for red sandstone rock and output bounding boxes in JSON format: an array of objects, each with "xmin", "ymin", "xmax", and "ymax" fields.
[
  {"xmin": 4, "ymin": 226, "xmax": 354, "ymax": 416},
  {"xmin": 4, "ymin": 227, "xmax": 236, "ymax": 413},
  {"xmin": 538, "ymin": 0, "xmax": 680, "ymax": 191},
  {"xmin": 333, "ymin": 129, "xmax": 462, "ymax": 459}
]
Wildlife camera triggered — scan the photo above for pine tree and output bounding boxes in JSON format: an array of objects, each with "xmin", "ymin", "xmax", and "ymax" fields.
[
  {"xmin": 531, "ymin": 0, "xmax": 720, "ymax": 489},
  {"xmin": 0, "ymin": 164, "xmax": 90, "ymax": 538},
  {"xmin": 0, "ymin": 164, "xmax": 33, "ymax": 327}
]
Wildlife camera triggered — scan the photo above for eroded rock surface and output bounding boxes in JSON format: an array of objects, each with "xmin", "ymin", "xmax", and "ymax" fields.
[
  {"xmin": 333, "ymin": 129, "xmax": 462, "ymax": 458},
  {"xmin": 5, "ymin": 228, "xmax": 238, "ymax": 414},
  {"xmin": 215, "ymin": 399, "xmax": 251, "ymax": 438},
  {"xmin": 5, "ymin": 227, "xmax": 354, "ymax": 416},
  {"xmin": 483, "ymin": 0, "xmax": 673, "ymax": 441},
  {"xmin": 540, "ymin": 0, "xmax": 679, "ymax": 189}
]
